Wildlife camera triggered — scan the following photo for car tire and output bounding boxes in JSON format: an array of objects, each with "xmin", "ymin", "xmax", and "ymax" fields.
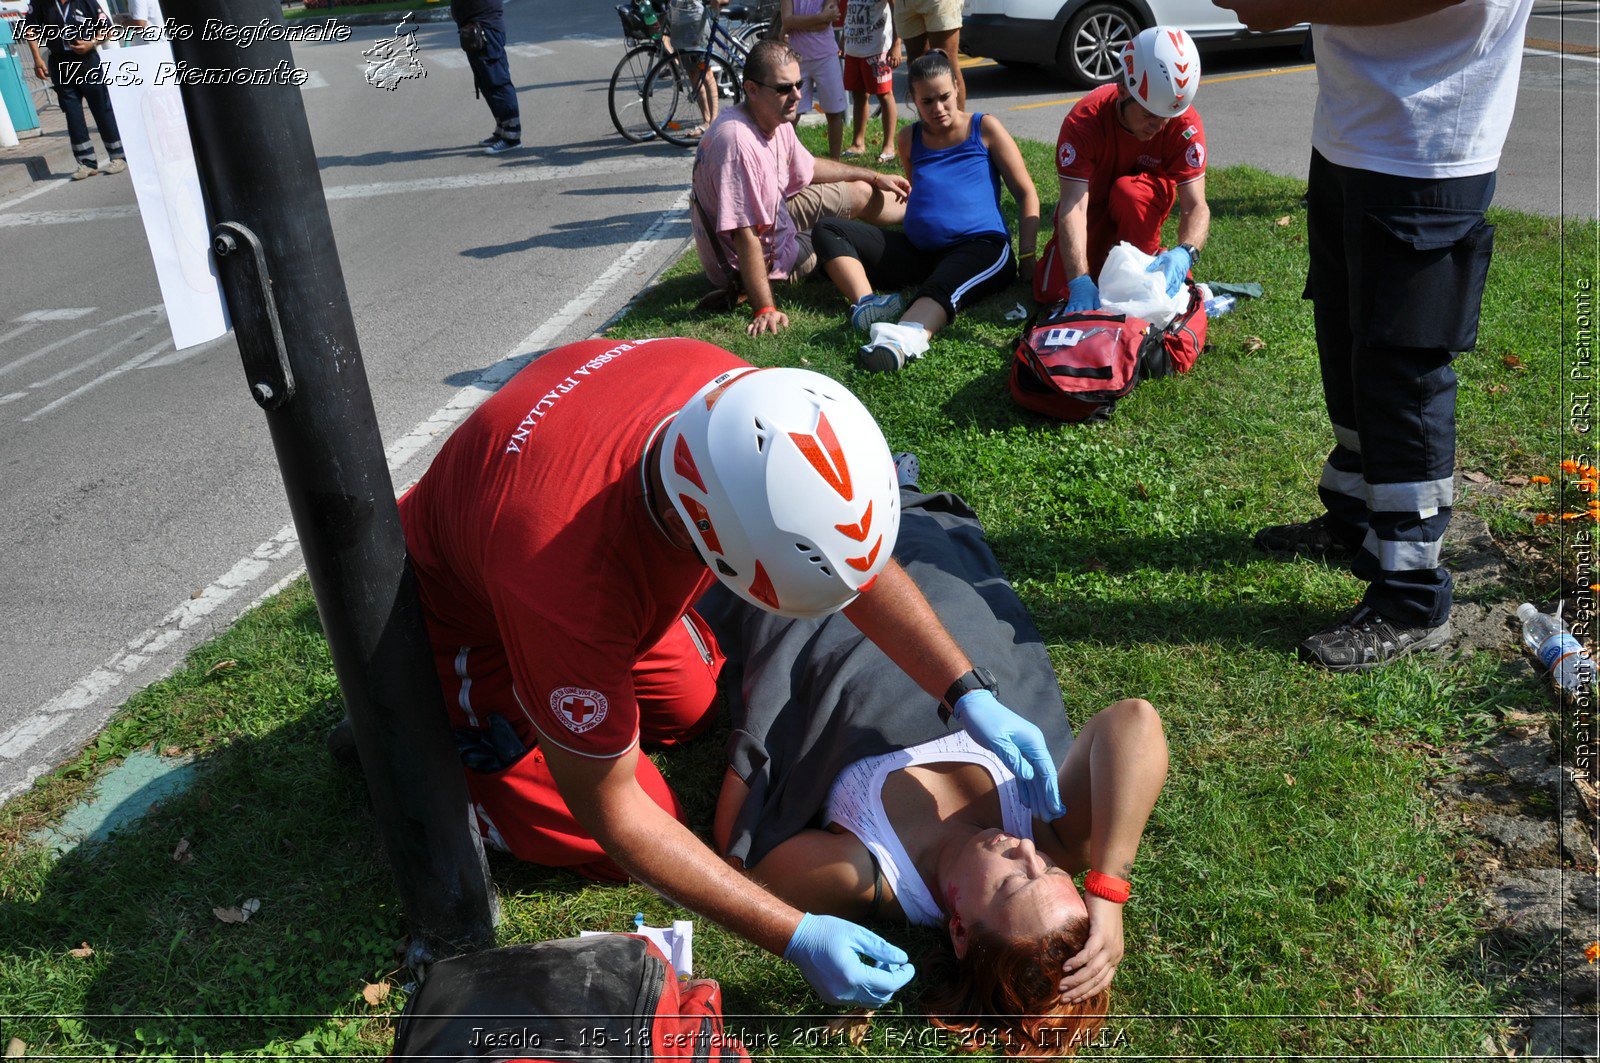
[{"xmin": 1056, "ymin": 2, "xmax": 1140, "ymax": 88}]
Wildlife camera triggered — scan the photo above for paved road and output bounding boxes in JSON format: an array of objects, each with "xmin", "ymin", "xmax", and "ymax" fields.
[
  {"xmin": 0, "ymin": 2, "xmax": 697, "ymax": 801},
  {"xmin": 1, "ymin": 1, "xmax": 1595, "ymax": 802},
  {"xmin": 969, "ymin": 0, "xmax": 1599, "ymax": 218}
]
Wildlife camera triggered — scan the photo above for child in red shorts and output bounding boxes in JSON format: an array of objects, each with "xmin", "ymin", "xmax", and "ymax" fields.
[{"xmin": 841, "ymin": 0, "xmax": 900, "ymax": 162}]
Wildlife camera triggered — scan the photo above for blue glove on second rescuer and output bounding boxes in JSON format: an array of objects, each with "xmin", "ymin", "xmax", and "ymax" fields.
[
  {"xmin": 953, "ymin": 689, "xmax": 1066, "ymax": 820},
  {"xmin": 1065, "ymin": 273, "xmax": 1101, "ymax": 313},
  {"xmin": 1146, "ymin": 245, "xmax": 1194, "ymax": 297},
  {"xmin": 784, "ymin": 913, "xmax": 916, "ymax": 1007}
]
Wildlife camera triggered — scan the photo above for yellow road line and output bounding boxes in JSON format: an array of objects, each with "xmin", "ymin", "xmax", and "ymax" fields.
[
  {"xmin": 1007, "ymin": 63, "xmax": 1315, "ymax": 111},
  {"xmin": 958, "ymin": 55, "xmax": 997, "ymax": 68},
  {"xmin": 1526, "ymin": 36, "xmax": 1600, "ymax": 56}
]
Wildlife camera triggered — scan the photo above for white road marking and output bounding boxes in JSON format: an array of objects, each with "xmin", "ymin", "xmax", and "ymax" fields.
[
  {"xmin": 426, "ymin": 49, "xmax": 469, "ymax": 68},
  {"xmin": 0, "ymin": 306, "xmax": 163, "ymax": 377},
  {"xmin": 301, "ymin": 69, "xmax": 330, "ymax": 89},
  {"xmin": 508, "ymin": 42, "xmax": 555, "ymax": 57},
  {"xmin": 0, "ymin": 177, "xmax": 71, "ymax": 215},
  {"xmin": 385, "ymin": 188, "xmax": 691, "ymax": 471},
  {"xmin": 0, "ymin": 193, "xmax": 694, "ymax": 801},
  {"xmin": 0, "ymin": 157, "xmax": 686, "ymax": 228},
  {"xmin": 1525, "ymin": 45, "xmax": 1600, "ymax": 65},
  {"xmin": 28, "ymin": 316, "xmax": 165, "ymax": 389},
  {"xmin": 560, "ymin": 33, "xmax": 621, "ymax": 48},
  {"xmin": 16, "ymin": 308, "xmax": 97, "ymax": 323},
  {"xmin": 141, "ymin": 333, "xmax": 230, "ymax": 369},
  {"xmin": 24, "ymin": 336, "xmax": 173, "ymax": 422},
  {"xmin": 0, "ymin": 322, "xmax": 42, "ymax": 348}
]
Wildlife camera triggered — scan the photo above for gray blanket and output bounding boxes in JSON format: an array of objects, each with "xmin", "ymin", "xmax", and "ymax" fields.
[{"xmin": 698, "ymin": 489, "xmax": 1074, "ymax": 869}]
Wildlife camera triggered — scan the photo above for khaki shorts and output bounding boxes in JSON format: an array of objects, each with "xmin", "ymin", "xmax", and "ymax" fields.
[
  {"xmin": 783, "ymin": 182, "xmax": 858, "ymax": 282},
  {"xmin": 895, "ymin": 0, "xmax": 962, "ymax": 38}
]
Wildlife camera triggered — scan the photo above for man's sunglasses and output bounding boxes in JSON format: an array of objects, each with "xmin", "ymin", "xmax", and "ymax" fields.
[{"xmin": 753, "ymin": 79, "xmax": 802, "ymax": 96}]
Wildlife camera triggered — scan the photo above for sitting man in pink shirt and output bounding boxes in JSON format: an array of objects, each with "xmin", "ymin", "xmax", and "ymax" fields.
[{"xmin": 692, "ymin": 39, "xmax": 911, "ymax": 337}]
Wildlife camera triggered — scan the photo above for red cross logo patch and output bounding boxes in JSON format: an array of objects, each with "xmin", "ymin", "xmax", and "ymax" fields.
[{"xmin": 550, "ymin": 686, "xmax": 609, "ymax": 733}]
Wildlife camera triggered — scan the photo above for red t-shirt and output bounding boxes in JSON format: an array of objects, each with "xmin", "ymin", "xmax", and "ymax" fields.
[
  {"xmin": 400, "ymin": 337, "xmax": 746, "ymax": 759},
  {"xmin": 1054, "ymin": 84, "xmax": 1207, "ymax": 201}
]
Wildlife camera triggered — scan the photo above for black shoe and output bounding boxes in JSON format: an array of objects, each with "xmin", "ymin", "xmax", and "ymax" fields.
[
  {"xmin": 1298, "ymin": 606, "xmax": 1452, "ymax": 672},
  {"xmin": 327, "ymin": 717, "xmax": 361, "ymax": 770},
  {"xmin": 1254, "ymin": 514, "xmax": 1359, "ymax": 561}
]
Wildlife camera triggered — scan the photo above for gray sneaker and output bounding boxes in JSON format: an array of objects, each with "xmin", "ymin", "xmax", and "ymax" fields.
[{"xmin": 1299, "ymin": 606, "xmax": 1451, "ymax": 672}]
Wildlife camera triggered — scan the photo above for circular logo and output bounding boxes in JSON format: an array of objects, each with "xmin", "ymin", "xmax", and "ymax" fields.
[
  {"xmin": 1058, "ymin": 141, "xmax": 1077, "ymax": 170},
  {"xmin": 550, "ymin": 686, "xmax": 609, "ymax": 733},
  {"xmin": 1186, "ymin": 142, "xmax": 1205, "ymax": 170}
]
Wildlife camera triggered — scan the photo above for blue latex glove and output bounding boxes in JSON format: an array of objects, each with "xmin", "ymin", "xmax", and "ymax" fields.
[
  {"xmin": 784, "ymin": 913, "xmax": 916, "ymax": 1007},
  {"xmin": 953, "ymin": 689, "xmax": 1066, "ymax": 819},
  {"xmin": 1065, "ymin": 273, "xmax": 1101, "ymax": 313},
  {"xmin": 1146, "ymin": 246, "xmax": 1194, "ymax": 297}
]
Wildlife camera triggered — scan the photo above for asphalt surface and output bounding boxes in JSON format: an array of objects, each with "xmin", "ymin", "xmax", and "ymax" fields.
[{"xmin": 1, "ymin": 1, "xmax": 1597, "ymax": 802}]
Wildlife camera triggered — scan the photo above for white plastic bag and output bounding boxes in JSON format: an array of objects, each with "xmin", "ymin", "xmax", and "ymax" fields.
[{"xmin": 1097, "ymin": 241, "xmax": 1187, "ymax": 329}]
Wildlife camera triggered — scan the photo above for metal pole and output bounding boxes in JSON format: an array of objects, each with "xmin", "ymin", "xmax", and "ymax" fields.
[{"xmin": 166, "ymin": 0, "xmax": 498, "ymax": 967}]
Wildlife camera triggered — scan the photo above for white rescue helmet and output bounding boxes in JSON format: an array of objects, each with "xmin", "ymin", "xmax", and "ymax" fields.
[
  {"xmin": 660, "ymin": 367, "xmax": 900, "ymax": 618},
  {"xmin": 1120, "ymin": 26, "xmax": 1200, "ymax": 119}
]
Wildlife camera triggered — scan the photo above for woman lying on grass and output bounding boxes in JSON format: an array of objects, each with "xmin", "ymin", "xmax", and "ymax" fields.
[
  {"xmin": 812, "ymin": 49, "xmax": 1040, "ymax": 372},
  {"xmin": 702, "ymin": 472, "xmax": 1166, "ymax": 1055}
]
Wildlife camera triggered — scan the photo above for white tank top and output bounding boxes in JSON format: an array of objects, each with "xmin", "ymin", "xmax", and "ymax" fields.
[{"xmin": 822, "ymin": 731, "xmax": 1036, "ymax": 927}]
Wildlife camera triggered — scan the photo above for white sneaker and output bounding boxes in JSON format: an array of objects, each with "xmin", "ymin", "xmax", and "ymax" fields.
[
  {"xmin": 859, "ymin": 321, "xmax": 929, "ymax": 372},
  {"xmin": 101, "ymin": 158, "xmax": 127, "ymax": 175},
  {"xmin": 70, "ymin": 163, "xmax": 98, "ymax": 181}
]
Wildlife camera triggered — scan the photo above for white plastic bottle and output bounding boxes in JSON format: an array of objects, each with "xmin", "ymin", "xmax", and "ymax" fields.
[{"xmin": 1517, "ymin": 602, "xmax": 1597, "ymax": 694}]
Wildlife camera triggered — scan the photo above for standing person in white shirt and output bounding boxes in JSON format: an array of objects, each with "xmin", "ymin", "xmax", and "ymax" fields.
[
  {"xmin": 1218, "ymin": 0, "xmax": 1534, "ymax": 672},
  {"xmin": 841, "ymin": 0, "xmax": 899, "ymax": 162},
  {"xmin": 124, "ymin": 0, "xmax": 163, "ymax": 36}
]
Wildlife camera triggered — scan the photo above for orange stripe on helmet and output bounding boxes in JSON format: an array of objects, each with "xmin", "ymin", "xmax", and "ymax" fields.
[
  {"xmin": 749, "ymin": 561, "xmax": 781, "ymax": 610},
  {"xmin": 788, "ymin": 411, "xmax": 855, "ymax": 501},
  {"xmin": 846, "ymin": 536, "xmax": 882, "ymax": 572},
  {"xmin": 674, "ymin": 435, "xmax": 707, "ymax": 493},
  {"xmin": 678, "ymin": 494, "xmax": 723, "ymax": 555},
  {"xmin": 835, "ymin": 500, "xmax": 873, "ymax": 542}
]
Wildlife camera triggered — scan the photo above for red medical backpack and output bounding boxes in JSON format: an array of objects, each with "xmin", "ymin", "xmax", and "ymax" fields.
[{"xmin": 1009, "ymin": 283, "xmax": 1207, "ymax": 422}]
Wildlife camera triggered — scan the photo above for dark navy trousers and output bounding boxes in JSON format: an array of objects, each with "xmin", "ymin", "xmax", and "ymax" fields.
[
  {"xmin": 1304, "ymin": 148, "xmax": 1497, "ymax": 627},
  {"xmin": 49, "ymin": 53, "xmax": 123, "ymax": 166},
  {"xmin": 465, "ymin": 23, "xmax": 521, "ymax": 143}
]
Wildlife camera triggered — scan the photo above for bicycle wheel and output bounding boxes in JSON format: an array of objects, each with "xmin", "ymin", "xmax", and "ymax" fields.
[
  {"xmin": 643, "ymin": 50, "xmax": 742, "ymax": 148},
  {"xmin": 731, "ymin": 17, "xmax": 769, "ymax": 49},
  {"xmin": 609, "ymin": 43, "xmax": 660, "ymax": 143}
]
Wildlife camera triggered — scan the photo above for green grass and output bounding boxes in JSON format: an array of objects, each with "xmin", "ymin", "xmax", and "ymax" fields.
[{"xmin": 0, "ymin": 135, "xmax": 1590, "ymax": 1059}]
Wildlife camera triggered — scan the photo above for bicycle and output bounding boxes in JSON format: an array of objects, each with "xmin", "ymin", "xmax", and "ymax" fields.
[
  {"xmin": 642, "ymin": 4, "xmax": 756, "ymax": 148},
  {"xmin": 609, "ymin": 0, "xmax": 670, "ymax": 143}
]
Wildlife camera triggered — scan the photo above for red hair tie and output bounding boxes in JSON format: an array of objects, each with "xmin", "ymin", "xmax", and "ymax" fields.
[{"xmin": 1084, "ymin": 870, "xmax": 1131, "ymax": 904}]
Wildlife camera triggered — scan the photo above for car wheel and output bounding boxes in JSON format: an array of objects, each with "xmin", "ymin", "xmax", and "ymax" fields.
[{"xmin": 1056, "ymin": 2, "xmax": 1139, "ymax": 88}]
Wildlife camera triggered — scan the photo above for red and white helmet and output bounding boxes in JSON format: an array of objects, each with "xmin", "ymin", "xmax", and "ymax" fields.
[
  {"xmin": 661, "ymin": 366, "xmax": 900, "ymax": 618},
  {"xmin": 1120, "ymin": 26, "xmax": 1200, "ymax": 119}
]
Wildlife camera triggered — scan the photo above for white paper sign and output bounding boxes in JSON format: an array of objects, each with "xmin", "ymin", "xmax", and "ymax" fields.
[{"xmin": 106, "ymin": 41, "xmax": 229, "ymax": 350}]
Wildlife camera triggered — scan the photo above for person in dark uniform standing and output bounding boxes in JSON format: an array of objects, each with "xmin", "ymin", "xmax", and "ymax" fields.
[
  {"xmin": 22, "ymin": 0, "xmax": 127, "ymax": 180},
  {"xmin": 451, "ymin": 0, "xmax": 521, "ymax": 155},
  {"xmin": 1219, "ymin": 0, "xmax": 1534, "ymax": 670}
]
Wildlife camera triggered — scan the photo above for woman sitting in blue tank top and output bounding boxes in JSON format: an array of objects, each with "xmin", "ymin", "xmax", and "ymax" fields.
[{"xmin": 812, "ymin": 49, "xmax": 1041, "ymax": 372}]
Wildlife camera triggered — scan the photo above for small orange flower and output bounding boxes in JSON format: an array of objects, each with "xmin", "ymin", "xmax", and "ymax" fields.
[
  {"xmin": 1581, "ymin": 480, "xmax": 1599, "ymax": 493},
  {"xmin": 1563, "ymin": 512, "xmax": 1588, "ymax": 521},
  {"xmin": 1531, "ymin": 475, "xmax": 1552, "ymax": 484},
  {"xmin": 1587, "ymin": 941, "xmax": 1600, "ymax": 964},
  {"xmin": 1563, "ymin": 460, "xmax": 1583, "ymax": 474},
  {"xmin": 1535, "ymin": 513, "xmax": 1554, "ymax": 525},
  {"xmin": 1591, "ymin": 584, "xmax": 1600, "ymax": 593}
]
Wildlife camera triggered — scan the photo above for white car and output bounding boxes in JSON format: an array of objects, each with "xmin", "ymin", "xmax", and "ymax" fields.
[{"xmin": 960, "ymin": 0, "xmax": 1307, "ymax": 87}]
